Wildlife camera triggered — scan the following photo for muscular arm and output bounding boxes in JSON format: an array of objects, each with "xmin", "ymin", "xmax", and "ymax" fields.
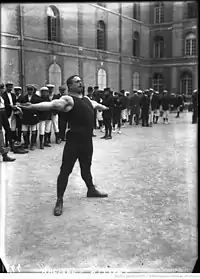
[
  {"xmin": 19, "ymin": 96, "xmax": 72, "ymax": 112},
  {"xmin": 89, "ymin": 99, "xmax": 109, "ymax": 111}
]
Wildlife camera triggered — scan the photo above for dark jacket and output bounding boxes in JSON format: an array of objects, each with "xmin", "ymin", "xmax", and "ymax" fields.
[
  {"xmin": 2, "ymin": 91, "xmax": 16, "ymax": 118},
  {"xmin": 151, "ymin": 94, "xmax": 160, "ymax": 110},
  {"xmin": 140, "ymin": 94, "xmax": 150, "ymax": 110},
  {"xmin": 161, "ymin": 95, "xmax": 171, "ymax": 110},
  {"xmin": 21, "ymin": 93, "xmax": 41, "ymax": 125},
  {"xmin": 129, "ymin": 94, "xmax": 141, "ymax": 114},
  {"xmin": 113, "ymin": 95, "xmax": 123, "ymax": 111},
  {"xmin": 121, "ymin": 95, "xmax": 129, "ymax": 110},
  {"xmin": 38, "ymin": 95, "xmax": 52, "ymax": 121},
  {"xmin": 192, "ymin": 92, "xmax": 198, "ymax": 108},
  {"xmin": 102, "ymin": 95, "xmax": 113, "ymax": 119}
]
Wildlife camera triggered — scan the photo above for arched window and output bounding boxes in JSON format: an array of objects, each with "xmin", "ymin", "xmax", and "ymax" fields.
[
  {"xmin": 133, "ymin": 72, "xmax": 140, "ymax": 90},
  {"xmin": 133, "ymin": 3, "xmax": 140, "ymax": 20},
  {"xmin": 48, "ymin": 63, "xmax": 62, "ymax": 94},
  {"xmin": 133, "ymin": 31, "xmax": 140, "ymax": 57},
  {"xmin": 97, "ymin": 68, "xmax": 107, "ymax": 90},
  {"xmin": 180, "ymin": 72, "xmax": 193, "ymax": 95},
  {"xmin": 152, "ymin": 73, "xmax": 164, "ymax": 93},
  {"xmin": 185, "ymin": 33, "xmax": 196, "ymax": 56},
  {"xmin": 187, "ymin": 1, "xmax": 197, "ymax": 18},
  {"xmin": 47, "ymin": 6, "xmax": 60, "ymax": 42},
  {"xmin": 97, "ymin": 20, "xmax": 106, "ymax": 50},
  {"xmin": 154, "ymin": 2, "xmax": 164, "ymax": 24},
  {"xmin": 154, "ymin": 36, "xmax": 164, "ymax": 58}
]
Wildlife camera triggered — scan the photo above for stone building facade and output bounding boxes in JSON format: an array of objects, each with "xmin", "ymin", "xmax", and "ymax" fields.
[{"xmin": 0, "ymin": 2, "xmax": 198, "ymax": 95}]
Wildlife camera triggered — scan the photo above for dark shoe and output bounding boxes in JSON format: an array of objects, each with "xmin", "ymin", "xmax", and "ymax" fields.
[
  {"xmin": 106, "ymin": 136, "xmax": 112, "ymax": 139},
  {"xmin": 13, "ymin": 147, "xmax": 29, "ymax": 154},
  {"xmin": 55, "ymin": 133, "xmax": 62, "ymax": 144},
  {"xmin": 30, "ymin": 145, "xmax": 36, "ymax": 151},
  {"xmin": 44, "ymin": 142, "xmax": 51, "ymax": 147},
  {"xmin": 100, "ymin": 135, "xmax": 107, "ymax": 139},
  {"xmin": 92, "ymin": 134, "xmax": 96, "ymax": 137},
  {"xmin": 61, "ymin": 138, "xmax": 66, "ymax": 142},
  {"xmin": 53, "ymin": 198, "xmax": 63, "ymax": 216},
  {"xmin": 87, "ymin": 187, "xmax": 108, "ymax": 198},
  {"xmin": 3, "ymin": 154, "xmax": 16, "ymax": 162}
]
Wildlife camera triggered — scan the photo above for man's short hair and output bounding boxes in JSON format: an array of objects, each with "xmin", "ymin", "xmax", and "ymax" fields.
[
  {"xmin": 66, "ymin": 75, "xmax": 79, "ymax": 88},
  {"xmin": 94, "ymin": 86, "xmax": 99, "ymax": 90}
]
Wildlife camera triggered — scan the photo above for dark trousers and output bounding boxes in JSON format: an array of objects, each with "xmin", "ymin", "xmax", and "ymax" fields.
[
  {"xmin": 57, "ymin": 137, "xmax": 94, "ymax": 198},
  {"xmin": 58, "ymin": 114, "xmax": 67, "ymax": 140},
  {"xmin": 129, "ymin": 110, "xmax": 139, "ymax": 125},
  {"xmin": 0, "ymin": 110, "xmax": 13, "ymax": 147},
  {"xmin": 16, "ymin": 115, "xmax": 22, "ymax": 142},
  {"xmin": 141, "ymin": 109, "xmax": 149, "ymax": 126},
  {"xmin": 192, "ymin": 107, "xmax": 198, "ymax": 123},
  {"xmin": 113, "ymin": 109, "xmax": 121, "ymax": 129},
  {"xmin": 103, "ymin": 117, "xmax": 112, "ymax": 137}
]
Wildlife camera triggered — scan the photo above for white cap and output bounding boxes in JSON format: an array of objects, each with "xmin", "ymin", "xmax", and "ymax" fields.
[
  {"xmin": 46, "ymin": 84, "xmax": 55, "ymax": 88},
  {"xmin": 193, "ymin": 89, "xmax": 197, "ymax": 93},
  {"xmin": 40, "ymin": 86, "xmax": 49, "ymax": 91},
  {"xmin": 14, "ymin": 86, "xmax": 22, "ymax": 90},
  {"xmin": 149, "ymin": 88, "xmax": 154, "ymax": 91},
  {"xmin": 137, "ymin": 90, "xmax": 143, "ymax": 93}
]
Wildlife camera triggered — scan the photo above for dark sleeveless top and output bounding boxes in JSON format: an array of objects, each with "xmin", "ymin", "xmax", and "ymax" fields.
[{"xmin": 66, "ymin": 96, "xmax": 94, "ymax": 141}]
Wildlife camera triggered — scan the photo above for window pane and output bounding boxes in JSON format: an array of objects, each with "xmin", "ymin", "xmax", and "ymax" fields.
[
  {"xmin": 192, "ymin": 39, "xmax": 196, "ymax": 55},
  {"xmin": 185, "ymin": 39, "xmax": 191, "ymax": 55},
  {"xmin": 160, "ymin": 42, "xmax": 164, "ymax": 57}
]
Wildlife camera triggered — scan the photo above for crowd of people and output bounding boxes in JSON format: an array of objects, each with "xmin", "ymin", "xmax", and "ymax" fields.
[{"xmin": 0, "ymin": 81, "xmax": 198, "ymax": 162}]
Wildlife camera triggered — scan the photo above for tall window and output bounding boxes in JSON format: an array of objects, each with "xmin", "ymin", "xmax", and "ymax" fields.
[
  {"xmin": 154, "ymin": 36, "xmax": 164, "ymax": 58},
  {"xmin": 48, "ymin": 63, "xmax": 62, "ymax": 94},
  {"xmin": 180, "ymin": 72, "xmax": 193, "ymax": 95},
  {"xmin": 185, "ymin": 33, "xmax": 197, "ymax": 56},
  {"xmin": 133, "ymin": 3, "xmax": 140, "ymax": 20},
  {"xmin": 47, "ymin": 6, "xmax": 60, "ymax": 42},
  {"xmin": 152, "ymin": 73, "xmax": 164, "ymax": 93},
  {"xmin": 98, "ymin": 68, "xmax": 107, "ymax": 90},
  {"xmin": 133, "ymin": 72, "xmax": 140, "ymax": 90},
  {"xmin": 97, "ymin": 20, "xmax": 106, "ymax": 50},
  {"xmin": 154, "ymin": 2, "xmax": 164, "ymax": 23},
  {"xmin": 187, "ymin": 1, "xmax": 197, "ymax": 18},
  {"xmin": 133, "ymin": 31, "xmax": 140, "ymax": 57}
]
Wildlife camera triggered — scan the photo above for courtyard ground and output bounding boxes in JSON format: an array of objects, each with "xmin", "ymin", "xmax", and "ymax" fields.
[{"xmin": 1, "ymin": 112, "xmax": 197, "ymax": 272}]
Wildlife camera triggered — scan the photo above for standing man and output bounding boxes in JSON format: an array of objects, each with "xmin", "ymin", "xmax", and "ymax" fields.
[
  {"xmin": 101, "ymin": 88, "xmax": 113, "ymax": 139},
  {"xmin": 112, "ymin": 92, "xmax": 123, "ymax": 133},
  {"xmin": 20, "ymin": 85, "xmax": 41, "ymax": 150},
  {"xmin": 161, "ymin": 90, "xmax": 170, "ymax": 124},
  {"xmin": 120, "ymin": 90, "xmax": 128, "ymax": 127},
  {"xmin": 151, "ymin": 91, "xmax": 160, "ymax": 124},
  {"xmin": 140, "ymin": 89, "xmax": 150, "ymax": 127},
  {"xmin": 192, "ymin": 89, "xmax": 198, "ymax": 124},
  {"xmin": 20, "ymin": 75, "xmax": 109, "ymax": 216},
  {"xmin": 14, "ymin": 86, "xmax": 23, "ymax": 143},
  {"xmin": 129, "ymin": 89, "xmax": 141, "ymax": 126},
  {"xmin": 2, "ymin": 82, "xmax": 17, "ymax": 144},
  {"xmin": 46, "ymin": 84, "xmax": 62, "ymax": 144},
  {"xmin": 87, "ymin": 86, "xmax": 96, "ymax": 137},
  {"xmin": 0, "ymin": 83, "xmax": 16, "ymax": 161},
  {"xmin": 58, "ymin": 85, "xmax": 68, "ymax": 141},
  {"xmin": 175, "ymin": 93, "xmax": 184, "ymax": 118},
  {"xmin": 38, "ymin": 87, "xmax": 53, "ymax": 149}
]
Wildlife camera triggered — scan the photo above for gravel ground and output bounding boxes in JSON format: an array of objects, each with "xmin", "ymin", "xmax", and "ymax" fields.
[{"xmin": 1, "ymin": 112, "xmax": 197, "ymax": 272}]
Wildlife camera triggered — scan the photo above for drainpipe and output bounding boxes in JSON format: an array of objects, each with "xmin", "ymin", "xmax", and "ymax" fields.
[
  {"xmin": 119, "ymin": 4, "xmax": 122, "ymax": 91},
  {"xmin": 19, "ymin": 4, "xmax": 25, "ymax": 94}
]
